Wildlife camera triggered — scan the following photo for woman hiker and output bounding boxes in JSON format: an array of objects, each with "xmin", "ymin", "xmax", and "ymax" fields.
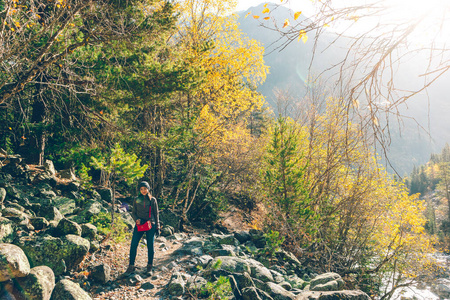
[{"xmin": 126, "ymin": 181, "xmax": 160, "ymax": 274}]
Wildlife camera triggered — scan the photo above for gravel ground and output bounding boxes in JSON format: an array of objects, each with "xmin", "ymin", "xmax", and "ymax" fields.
[{"xmin": 73, "ymin": 235, "xmax": 185, "ymax": 300}]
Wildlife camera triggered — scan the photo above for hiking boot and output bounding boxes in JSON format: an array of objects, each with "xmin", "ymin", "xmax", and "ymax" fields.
[
  {"xmin": 125, "ymin": 265, "xmax": 135, "ymax": 273},
  {"xmin": 146, "ymin": 264, "xmax": 153, "ymax": 275}
]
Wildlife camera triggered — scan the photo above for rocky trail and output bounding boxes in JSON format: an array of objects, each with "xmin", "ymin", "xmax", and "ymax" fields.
[{"xmin": 0, "ymin": 154, "xmax": 373, "ymax": 300}]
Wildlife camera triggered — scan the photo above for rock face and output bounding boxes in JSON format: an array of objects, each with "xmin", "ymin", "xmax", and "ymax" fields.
[
  {"xmin": 0, "ymin": 243, "xmax": 30, "ymax": 281},
  {"xmin": 17, "ymin": 266, "xmax": 55, "ymax": 300},
  {"xmin": 50, "ymin": 279, "xmax": 92, "ymax": 300}
]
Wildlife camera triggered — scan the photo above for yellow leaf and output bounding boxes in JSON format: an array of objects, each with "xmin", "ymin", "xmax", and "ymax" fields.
[
  {"xmin": 262, "ymin": 8, "xmax": 270, "ymax": 14},
  {"xmin": 298, "ymin": 30, "xmax": 308, "ymax": 43},
  {"xmin": 10, "ymin": 28, "xmax": 14, "ymax": 31},
  {"xmin": 264, "ymin": 17, "xmax": 270, "ymax": 20},
  {"xmin": 294, "ymin": 11, "xmax": 302, "ymax": 20},
  {"xmin": 323, "ymin": 23, "xmax": 330, "ymax": 27},
  {"xmin": 8, "ymin": 127, "xmax": 12, "ymax": 130},
  {"xmin": 264, "ymin": 3, "xmax": 268, "ymax": 7},
  {"xmin": 15, "ymin": 21, "xmax": 20, "ymax": 28},
  {"xmin": 245, "ymin": 12, "xmax": 251, "ymax": 18},
  {"xmin": 282, "ymin": 19, "xmax": 290, "ymax": 28},
  {"xmin": 253, "ymin": 15, "xmax": 260, "ymax": 19}
]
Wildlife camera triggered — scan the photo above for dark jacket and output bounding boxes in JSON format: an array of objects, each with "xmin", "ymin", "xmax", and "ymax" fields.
[{"xmin": 131, "ymin": 194, "xmax": 160, "ymax": 229}]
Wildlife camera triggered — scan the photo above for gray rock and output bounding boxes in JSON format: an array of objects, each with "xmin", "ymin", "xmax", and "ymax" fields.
[
  {"xmin": 310, "ymin": 273, "xmax": 344, "ymax": 292},
  {"xmin": 30, "ymin": 217, "xmax": 50, "ymax": 230},
  {"xmin": 56, "ymin": 218, "xmax": 82, "ymax": 236},
  {"xmin": 270, "ymin": 270, "xmax": 285, "ymax": 284},
  {"xmin": 248, "ymin": 258, "xmax": 274, "ymax": 282},
  {"xmin": 186, "ymin": 275, "xmax": 208, "ymax": 293},
  {"xmin": 280, "ymin": 282, "xmax": 292, "ymax": 291},
  {"xmin": 264, "ymin": 282, "xmax": 296, "ymax": 300},
  {"xmin": 2, "ymin": 207, "xmax": 29, "ymax": 222},
  {"xmin": 50, "ymin": 279, "xmax": 92, "ymax": 300},
  {"xmin": 119, "ymin": 211, "xmax": 135, "ymax": 229},
  {"xmin": 53, "ymin": 197, "xmax": 76, "ymax": 216},
  {"xmin": 235, "ymin": 231, "xmax": 252, "ymax": 244},
  {"xmin": 195, "ymin": 255, "xmax": 214, "ymax": 268},
  {"xmin": 232, "ymin": 272, "xmax": 256, "ymax": 290},
  {"xmin": 161, "ymin": 225, "xmax": 174, "ymax": 237},
  {"xmin": 90, "ymin": 264, "xmax": 111, "ymax": 284},
  {"xmin": 160, "ymin": 209, "xmax": 180, "ymax": 229},
  {"xmin": 168, "ymin": 272, "xmax": 186, "ymax": 296},
  {"xmin": 209, "ymin": 245, "xmax": 237, "ymax": 257},
  {"xmin": 174, "ymin": 237, "xmax": 205, "ymax": 256},
  {"xmin": 286, "ymin": 275, "xmax": 306, "ymax": 290},
  {"xmin": 0, "ymin": 243, "xmax": 30, "ymax": 281},
  {"xmin": 275, "ymin": 250, "xmax": 302, "ymax": 270},
  {"xmin": 295, "ymin": 290, "xmax": 370, "ymax": 300},
  {"xmin": 39, "ymin": 190, "xmax": 57, "ymax": 200},
  {"xmin": 58, "ymin": 169, "xmax": 77, "ymax": 181},
  {"xmin": 141, "ymin": 282, "xmax": 155, "ymax": 290},
  {"xmin": 210, "ymin": 256, "xmax": 251, "ymax": 274},
  {"xmin": 43, "ymin": 160, "xmax": 57, "ymax": 176},
  {"xmin": 61, "ymin": 234, "xmax": 90, "ymax": 270},
  {"xmin": 0, "ymin": 188, "xmax": 6, "ymax": 205},
  {"xmin": 39, "ymin": 206, "xmax": 63, "ymax": 223},
  {"xmin": 81, "ymin": 223, "xmax": 97, "ymax": 240},
  {"xmin": 17, "ymin": 266, "xmax": 55, "ymax": 300},
  {"xmin": 17, "ymin": 234, "xmax": 89, "ymax": 276},
  {"xmin": 168, "ymin": 232, "xmax": 187, "ymax": 241},
  {"xmin": 0, "ymin": 217, "xmax": 14, "ymax": 243},
  {"xmin": 213, "ymin": 233, "xmax": 239, "ymax": 246}
]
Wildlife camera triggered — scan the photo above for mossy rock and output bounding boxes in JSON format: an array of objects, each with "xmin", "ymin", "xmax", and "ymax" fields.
[
  {"xmin": 17, "ymin": 266, "xmax": 55, "ymax": 300},
  {"xmin": 56, "ymin": 218, "xmax": 82, "ymax": 236}
]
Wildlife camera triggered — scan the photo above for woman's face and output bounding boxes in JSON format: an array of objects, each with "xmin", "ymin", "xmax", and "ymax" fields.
[{"xmin": 140, "ymin": 186, "xmax": 149, "ymax": 195}]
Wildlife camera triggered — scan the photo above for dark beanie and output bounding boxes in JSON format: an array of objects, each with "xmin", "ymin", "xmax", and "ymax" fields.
[{"xmin": 138, "ymin": 181, "xmax": 150, "ymax": 190}]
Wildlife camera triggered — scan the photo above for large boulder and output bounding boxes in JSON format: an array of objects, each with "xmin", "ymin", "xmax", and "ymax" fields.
[
  {"xmin": 16, "ymin": 266, "xmax": 55, "ymax": 300},
  {"xmin": 50, "ymin": 279, "xmax": 92, "ymax": 300},
  {"xmin": 17, "ymin": 234, "xmax": 89, "ymax": 276},
  {"xmin": 310, "ymin": 273, "xmax": 345, "ymax": 292},
  {"xmin": 60, "ymin": 235, "xmax": 90, "ymax": 270},
  {"xmin": 295, "ymin": 290, "xmax": 370, "ymax": 300},
  {"xmin": 248, "ymin": 258, "xmax": 274, "ymax": 282},
  {"xmin": 17, "ymin": 235, "xmax": 67, "ymax": 276},
  {"xmin": 209, "ymin": 256, "xmax": 251, "ymax": 274},
  {"xmin": 0, "ymin": 243, "xmax": 30, "ymax": 281},
  {"xmin": 56, "ymin": 218, "xmax": 82, "ymax": 236}
]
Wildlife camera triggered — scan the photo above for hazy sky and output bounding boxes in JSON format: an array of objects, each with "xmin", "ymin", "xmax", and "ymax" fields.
[{"xmin": 235, "ymin": 0, "xmax": 309, "ymax": 13}]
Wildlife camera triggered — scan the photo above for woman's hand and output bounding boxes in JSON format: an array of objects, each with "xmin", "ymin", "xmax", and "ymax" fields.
[{"xmin": 136, "ymin": 219, "xmax": 141, "ymax": 225}]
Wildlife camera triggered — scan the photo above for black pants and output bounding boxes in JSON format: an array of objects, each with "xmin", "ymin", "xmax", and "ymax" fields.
[{"xmin": 129, "ymin": 224, "xmax": 156, "ymax": 266}]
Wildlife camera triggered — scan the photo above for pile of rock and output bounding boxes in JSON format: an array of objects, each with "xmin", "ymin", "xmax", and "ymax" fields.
[
  {"xmin": 0, "ymin": 155, "xmax": 133, "ymax": 299},
  {"xmin": 160, "ymin": 232, "xmax": 371, "ymax": 300}
]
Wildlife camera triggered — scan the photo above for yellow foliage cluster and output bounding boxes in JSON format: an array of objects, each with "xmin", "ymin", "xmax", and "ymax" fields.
[
  {"xmin": 175, "ymin": 0, "xmax": 268, "ymax": 152},
  {"xmin": 266, "ymin": 97, "xmax": 435, "ymax": 281}
]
